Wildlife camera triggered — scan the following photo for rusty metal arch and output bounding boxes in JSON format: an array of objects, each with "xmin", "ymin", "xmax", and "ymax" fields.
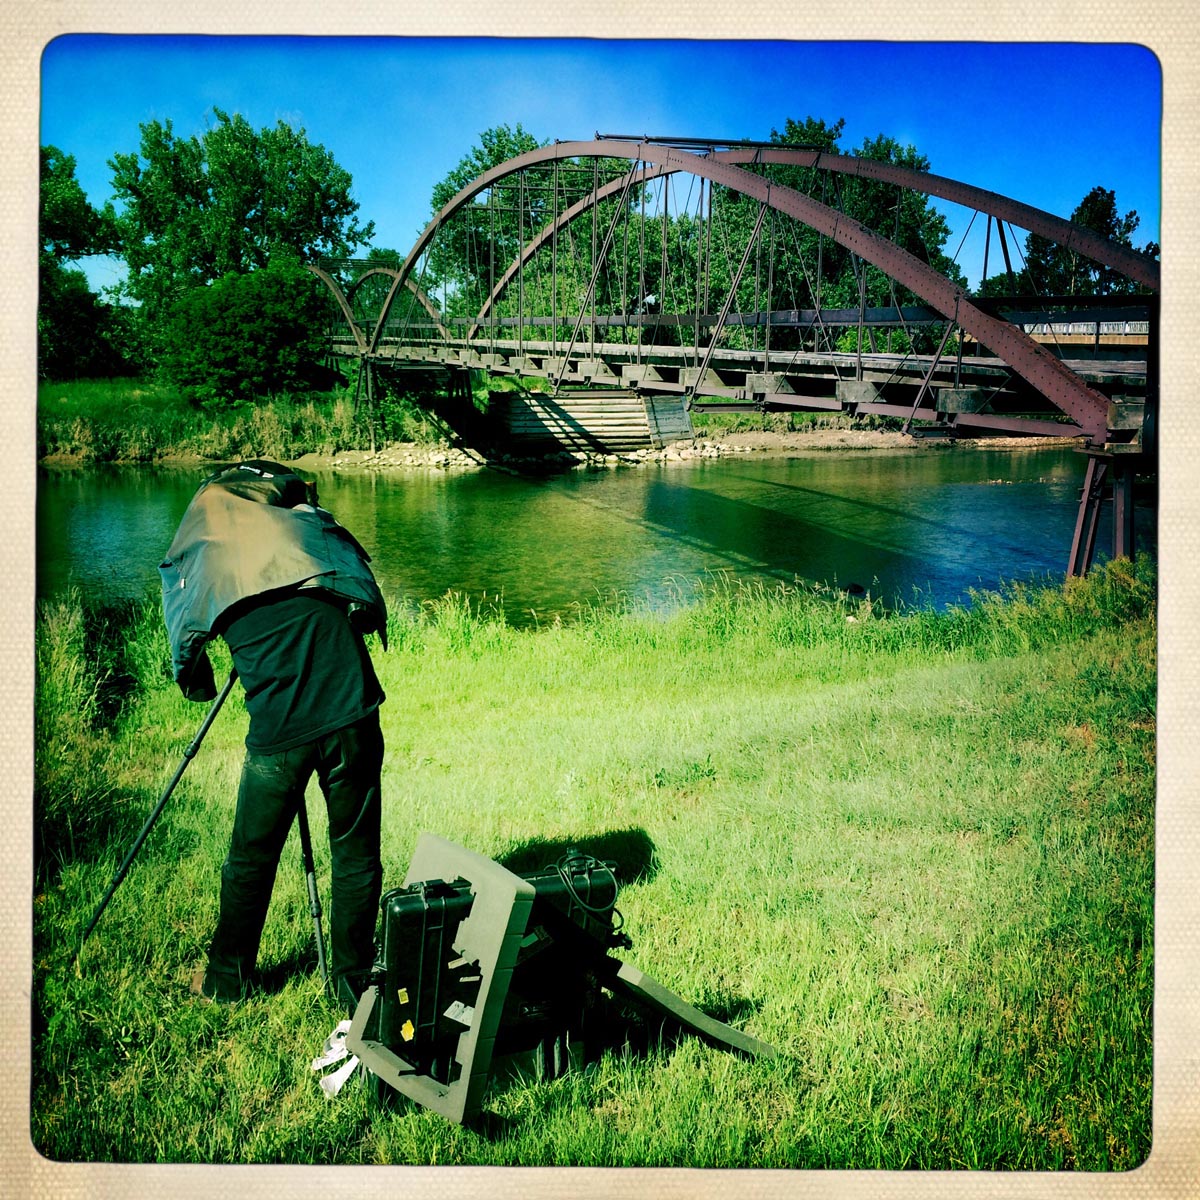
[
  {"xmin": 307, "ymin": 263, "xmax": 449, "ymax": 353},
  {"xmin": 770, "ymin": 148, "xmax": 1159, "ymax": 292},
  {"xmin": 372, "ymin": 140, "xmax": 1114, "ymax": 439},
  {"xmin": 308, "ymin": 262, "xmax": 369, "ymax": 354},
  {"xmin": 468, "ymin": 146, "xmax": 1159, "ymax": 338},
  {"xmin": 345, "ymin": 266, "xmax": 451, "ymax": 341},
  {"xmin": 345, "ymin": 265, "xmax": 401, "ymax": 304}
]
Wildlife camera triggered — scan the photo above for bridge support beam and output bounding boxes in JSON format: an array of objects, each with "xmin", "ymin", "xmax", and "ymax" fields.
[
  {"xmin": 1067, "ymin": 451, "xmax": 1141, "ymax": 577},
  {"xmin": 351, "ymin": 357, "xmax": 378, "ymax": 454}
]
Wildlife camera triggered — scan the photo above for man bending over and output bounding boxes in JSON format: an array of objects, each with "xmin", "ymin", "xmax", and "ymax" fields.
[{"xmin": 160, "ymin": 459, "xmax": 387, "ymax": 1011}]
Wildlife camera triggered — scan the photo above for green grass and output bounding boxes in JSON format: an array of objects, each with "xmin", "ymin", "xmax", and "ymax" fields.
[
  {"xmin": 689, "ymin": 408, "xmax": 901, "ymax": 435},
  {"xmin": 36, "ymin": 376, "xmax": 893, "ymax": 464},
  {"xmin": 36, "ymin": 377, "xmax": 442, "ymax": 463},
  {"xmin": 32, "ymin": 559, "xmax": 1155, "ymax": 1168}
]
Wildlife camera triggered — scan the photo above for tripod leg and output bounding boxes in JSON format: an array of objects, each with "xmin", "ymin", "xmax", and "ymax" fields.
[
  {"xmin": 73, "ymin": 669, "xmax": 238, "ymax": 971},
  {"xmin": 296, "ymin": 801, "xmax": 331, "ymax": 995}
]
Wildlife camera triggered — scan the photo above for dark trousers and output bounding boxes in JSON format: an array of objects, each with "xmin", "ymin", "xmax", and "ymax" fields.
[{"xmin": 206, "ymin": 710, "xmax": 384, "ymax": 1007}]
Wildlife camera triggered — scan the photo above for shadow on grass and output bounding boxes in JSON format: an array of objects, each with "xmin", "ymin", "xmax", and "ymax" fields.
[
  {"xmin": 255, "ymin": 948, "xmax": 327, "ymax": 999},
  {"xmin": 496, "ymin": 826, "xmax": 657, "ymax": 886},
  {"xmin": 34, "ymin": 774, "xmax": 208, "ymax": 894},
  {"xmin": 330, "ymin": 827, "xmax": 769, "ymax": 1136},
  {"xmin": 457, "ymin": 990, "xmax": 771, "ymax": 1141}
]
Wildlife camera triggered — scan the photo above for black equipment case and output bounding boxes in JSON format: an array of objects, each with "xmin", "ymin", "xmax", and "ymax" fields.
[
  {"xmin": 367, "ymin": 852, "xmax": 621, "ymax": 1091},
  {"xmin": 346, "ymin": 834, "xmax": 775, "ymax": 1124}
]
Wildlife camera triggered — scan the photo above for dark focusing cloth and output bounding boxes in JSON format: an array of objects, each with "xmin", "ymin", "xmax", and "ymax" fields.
[{"xmin": 160, "ymin": 465, "xmax": 387, "ymax": 702}]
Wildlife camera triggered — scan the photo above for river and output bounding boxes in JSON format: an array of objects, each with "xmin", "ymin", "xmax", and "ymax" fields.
[{"xmin": 35, "ymin": 446, "xmax": 1151, "ymax": 624}]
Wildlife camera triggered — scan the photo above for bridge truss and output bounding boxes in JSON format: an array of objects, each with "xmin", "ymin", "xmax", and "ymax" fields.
[{"xmin": 310, "ymin": 136, "xmax": 1159, "ymax": 574}]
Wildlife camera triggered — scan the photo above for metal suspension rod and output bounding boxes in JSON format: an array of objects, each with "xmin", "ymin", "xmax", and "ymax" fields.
[
  {"xmin": 488, "ymin": 186, "xmax": 496, "ymax": 356},
  {"xmin": 659, "ymin": 173, "xmax": 670, "ymax": 341},
  {"xmin": 591, "ymin": 158, "xmax": 599, "ymax": 359},
  {"xmin": 692, "ymin": 197, "xmax": 769, "ymax": 393},
  {"xmin": 816, "ymin": 174, "xmax": 827, "ymax": 348},
  {"xmin": 552, "ymin": 160, "xmax": 559, "ymax": 359},
  {"xmin": 702, "ymin": 177, "xmax": 713, "ymax": 315},
  {"xmin": 518, "ymin": 172, "xmax": 525, "ymax": 353},
  {"xmin": 638, "ymin": 160, "xmax": 648, "ymax": 314},
  {"xmin": 620, "ymin": 170, "xmax": 631, "ymax": 345},
  {"xmin": 902, "ymin": 301, "xmax": 960, "ymax": 435},
  {"xmin": 997, "ymin": 218, "xmax": 1017, "ymax": 293},
  {"xmin": 764, "ymin": 206, "xmax": 775, "ymax": 372},
  {"xmin": 636, "ymin": 159, "xmax": 648, "ymax": 367},
  {"xmin": 74, "ymin": 669, "xmax": 239, "ymax": 967},
  {"xmin": 753, "ymin": 186, "xmax": 763, "ymax": 357},
  {"xmin": 982, "ymin": 214, "xmax": 992, "ymax": 290},
  {"xmin": 856, "ymin": 258, "xmax": 867, "ymax": 381}
]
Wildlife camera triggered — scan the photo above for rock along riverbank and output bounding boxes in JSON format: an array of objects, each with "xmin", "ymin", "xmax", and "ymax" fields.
[
  {"xmin": 37, "ymin": 427, "xmax": 1083, "ymax": 474},
  {"xmin": 288, "ymin": 427, "xmax": 1082, "ymax": 475}
]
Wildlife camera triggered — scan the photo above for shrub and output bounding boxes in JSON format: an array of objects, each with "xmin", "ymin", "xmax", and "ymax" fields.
[{"xmin": 160, "ymin": 259, "xmax": 329, "ymax": 408}]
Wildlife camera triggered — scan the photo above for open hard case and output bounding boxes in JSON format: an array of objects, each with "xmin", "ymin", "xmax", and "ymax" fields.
[{"xmin": 346, "ymin": 834, "xmax": 776, "ymax": 1124}]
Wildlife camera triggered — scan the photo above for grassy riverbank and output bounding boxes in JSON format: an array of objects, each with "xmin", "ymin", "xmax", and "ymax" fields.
[
  {"xmin": 36, "ymin": 378, "xmax": 443, "ymax": 463},
  {"xmin": 37, "ymin": 377, "xmax": 893, "ymax": 466},
  {"xmin": 32, "ymin": 561, "xmax": 1155, "ymax": 1169}
]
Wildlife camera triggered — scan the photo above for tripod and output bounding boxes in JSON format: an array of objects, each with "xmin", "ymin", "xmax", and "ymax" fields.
[{"xmin": 73, "ymin": 667, "xmax": 331, "ymax": 996}]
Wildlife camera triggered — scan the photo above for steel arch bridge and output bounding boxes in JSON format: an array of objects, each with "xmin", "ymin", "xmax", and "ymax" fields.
[{"xmin": 310, "ymin": 136, "xmax": 1158, "ymax": 574}]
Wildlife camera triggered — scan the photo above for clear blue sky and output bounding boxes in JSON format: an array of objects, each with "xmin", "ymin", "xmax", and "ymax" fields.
[{"xmin": 40, "ymin": 36, "xmax": 1162, "ymax": 293}]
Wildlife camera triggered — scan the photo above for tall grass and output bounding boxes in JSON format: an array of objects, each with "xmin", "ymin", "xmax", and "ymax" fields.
[
  {"xmin": 34, "ymin": 590, "xmax": 172, "ymax": 878},
  {"xmin": 32, "ymin": 559, "xmax": 1155, "ymax": 1168},
  {"xmin": 36, "ymin": 378, "xmax": 443, "ymax": 463},
  {"xmin": 38, "ymin": 377, "xmax": 902, "ymax": 465},
  {"xmin": 690, "ymin": 409, "xmax": 901, "ymax": 435}
]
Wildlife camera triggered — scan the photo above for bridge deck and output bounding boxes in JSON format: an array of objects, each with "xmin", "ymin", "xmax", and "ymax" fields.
[{"xmin": 334, "ymin": 335, "xmax": 1147, "ymax": 400}]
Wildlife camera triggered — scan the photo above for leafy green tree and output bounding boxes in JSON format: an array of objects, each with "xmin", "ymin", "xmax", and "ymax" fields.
[
  {"xmin": 429, "ymin": 124, "xmax": 548, "ymax": 214},
  {"xmin": 38, "ymin": 146, "xmax": 135, "ymax": 379},
  {"xmin": 41, "ymin": 145, "xmax": 118, "ymax": 261},
  {"xmin": 979, "ymin": 185, "xmax": 1159, "ymax": 297},
  {"xmin": 109, "ymin": 108, "xmax": 375, "ymax": 325},
  {"xmin": 159, "ymin": 258, "xmax": 330, "ymax": 408},
  {"xmin": 363, "ymin": 247, "xmax": 403, "ymax": 269},
  {"xmin": 761, "ymin": 120, "xmax": 965, "ymax": 309},
  {"xmin": 38, "ymin": 265, "xmax": 140, "ymax": 381},
  {"xmin": 423, "ymin": 123, "xmax": 549, "ymax": 312}
]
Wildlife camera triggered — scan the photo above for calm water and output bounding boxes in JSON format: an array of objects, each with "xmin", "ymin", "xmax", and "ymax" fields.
[{"xmin": 36, "ymin": 448, "xmax": 1150, "ymax": 623}]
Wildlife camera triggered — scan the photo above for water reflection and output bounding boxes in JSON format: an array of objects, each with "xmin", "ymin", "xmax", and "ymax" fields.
[{"xmin": 36, "ymin": 448, "xmax": 1150, "ymax": 623}]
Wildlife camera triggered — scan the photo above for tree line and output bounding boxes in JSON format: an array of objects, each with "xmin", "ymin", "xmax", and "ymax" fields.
[{"xmin": 39, "ymin": 113, "xmax": 1160, "ymax": 402}]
